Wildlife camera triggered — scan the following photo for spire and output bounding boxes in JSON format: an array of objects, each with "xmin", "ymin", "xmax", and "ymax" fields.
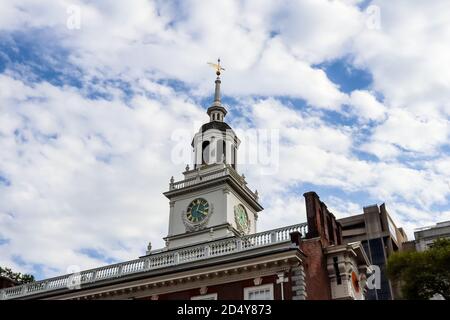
[
  {"xmin": 207, "ymin": 58, "xmax": 227, "ymax": 122},
  {"xmin": 214, "ymin": 75, "xmax": 221, "ymax": 103}
]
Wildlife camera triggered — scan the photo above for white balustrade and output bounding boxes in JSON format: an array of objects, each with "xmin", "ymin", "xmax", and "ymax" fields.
[
  {"xmin": 169, "ymin": 166, "xmax": 259, "ymax": 200},
  {"xmin": 0, "ymin": 222, "xmax": 307, "ymax": 300}
]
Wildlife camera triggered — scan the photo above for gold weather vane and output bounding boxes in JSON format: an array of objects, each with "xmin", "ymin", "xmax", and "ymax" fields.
[{"xmin": 207, "ymin": 58, "xmax": 225, "ymax": 76}]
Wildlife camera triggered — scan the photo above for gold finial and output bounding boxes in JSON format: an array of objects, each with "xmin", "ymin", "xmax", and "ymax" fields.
[{"xmin": 207, "ymin": 58, "xmax": 225, "ymax": 76}]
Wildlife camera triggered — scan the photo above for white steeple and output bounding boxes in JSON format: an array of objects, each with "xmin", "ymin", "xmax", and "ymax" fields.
[
  {"xmin": 163, "ymin": 60, "xmax": 263, "ymax": 250},
  {"xmin": 206, "ymin": 58, "xmax": 227, "ymax": 122}
]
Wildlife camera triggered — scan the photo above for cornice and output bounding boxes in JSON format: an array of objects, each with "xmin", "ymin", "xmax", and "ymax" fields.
[{"xmin": 50, "ymin": 250, "xmax": 303, "ymax": 300}]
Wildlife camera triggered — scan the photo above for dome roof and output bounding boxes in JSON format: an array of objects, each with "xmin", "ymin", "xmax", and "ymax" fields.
[
  {"xmin": 191, "ymin": 121, "xmax": 236, "ymax": 146},
  {"xmin": 200, "ymin": 121, "xmax": 233, "ymax": 133}
]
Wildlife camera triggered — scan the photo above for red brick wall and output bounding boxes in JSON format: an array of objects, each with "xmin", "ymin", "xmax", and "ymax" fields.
[
  {"xmin": 139, "ymin": 274, "xmax": 288, "ymax": 300},
  {"xmin": 303, "ymin": 191, "xmax": 343, "ymax": 246},
  {"xmin": 300, "ymin": 239, "xmax": 331, "ymax": 300}
]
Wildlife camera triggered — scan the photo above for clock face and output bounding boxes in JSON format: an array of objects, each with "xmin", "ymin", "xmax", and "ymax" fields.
[
  {"xmin": 234, "ymin": 204, "xmax": 250, "ymax": 233},
  {"xmin": 186, "ymin": 198, "xmax": 209, "ymax": 224}
]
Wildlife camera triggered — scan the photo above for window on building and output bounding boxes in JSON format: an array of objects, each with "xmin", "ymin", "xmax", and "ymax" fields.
[
  {"xmin": 231, "ymin": 147, "xmax": 236, "ymax": 169},
  {"xmin": 202, "ymin": 141, "xmax": 210, "ymax": 164},
  {"xmin": 244, "ymin": 284, "xmax": 274, "ymax": 300},
  {"xmin": 191, "ymin": 293, "xmax": 218, "ymax": 300},
  {"xmin": 215, "ymin": 139, "xmax": 225, "ymax": 164}
]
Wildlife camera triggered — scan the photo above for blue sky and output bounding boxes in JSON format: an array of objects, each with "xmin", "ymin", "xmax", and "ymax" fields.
[{"xmin": 0, "ymin": 0, "xmax": 449, "ymax": 280}]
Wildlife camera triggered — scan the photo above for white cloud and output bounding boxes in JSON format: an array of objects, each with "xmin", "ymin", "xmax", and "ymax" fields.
[
  {"xmin": 258, "ymin": 195, "xmax": 307, "ymax": 232},
  {"xmin": 352, "ymin": 0, "xmax": 450, "ymax": 119},
  {"xmin": 324, "ymin": 196, "xmax": 363, "ymax": 219},
  {"xmin": 348, "ymin": 90, "xmax": 386, "ymax": 122},
  {"xmin": 1, "ymin": 1, "xmax": 350, "ymax": 111},
  {"xmin": 367, "ymin": 109, "xmax": 449, "ymax": 155},
  {"xmin": 359, "ymin": 141, "xmax": 400, "ymax": 160},
  {"xmin": 277, "ymin": 0, "xmax": 364, "ymax": 63},
  {"xmin": 240, "ymin": 98, "xmax": 449, "ymax": 214}
]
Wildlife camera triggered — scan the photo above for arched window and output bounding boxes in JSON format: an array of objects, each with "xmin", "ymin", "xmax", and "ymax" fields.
[
  {"xmin": 231, "ymin": 146, "xmax": 236, "ymax": 169},
  {"xmin": 222, "ymin": 140, "xmax": 226, "ymax": 163},
  {"xmin": 202, "ymin": 141, "xmax": 210, "ymax": 165},
  {"xmin": 212, "ymin": 139, "xmax": 224, "ymax": 164}
]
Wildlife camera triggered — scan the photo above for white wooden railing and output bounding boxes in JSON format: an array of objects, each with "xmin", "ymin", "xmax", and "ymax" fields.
[{"xmin": 0, "ymin": 223, "xmax": 307, "ymax": 300}]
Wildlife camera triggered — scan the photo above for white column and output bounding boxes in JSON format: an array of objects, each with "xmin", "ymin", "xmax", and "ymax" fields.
[{"xmin": 276, "ymin": 272, "xmax": 288, "ymax": 300}]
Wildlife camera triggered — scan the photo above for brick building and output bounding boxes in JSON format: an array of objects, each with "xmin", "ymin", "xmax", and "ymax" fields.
[{"xmin": 0, "ymin": 66, "xmax": 371, "ymax": 300}]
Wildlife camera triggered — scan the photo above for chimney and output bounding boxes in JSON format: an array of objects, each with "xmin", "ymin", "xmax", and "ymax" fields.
[{"xmin": 303, "ymin": 191, "xmax": 343, "ymax": 245}]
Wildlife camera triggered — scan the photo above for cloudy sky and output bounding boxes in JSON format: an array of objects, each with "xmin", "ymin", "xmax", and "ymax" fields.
[{"xmin": 0, "ymin": 0, "xmax": 449, "ymax": 280}]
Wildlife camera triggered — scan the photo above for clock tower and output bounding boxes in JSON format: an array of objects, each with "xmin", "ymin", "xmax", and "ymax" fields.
[{"xmin": 163, "ymin": 60, "xmax": 263, "ymax": 250}]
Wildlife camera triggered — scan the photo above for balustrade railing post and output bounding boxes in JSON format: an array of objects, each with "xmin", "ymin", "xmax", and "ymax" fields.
[
  {"xmin": 21, "ymin": 284, "xmax": 28, "ymax": 296},
  {"xmin": 0, "ymin": 289, "xmax": 6, "ymax": 300},
  {"xmin": 92, "ymin": 270, "xmax": 97, "ymax": 281},
  {"xmin": 174, "ymin": 252, "xmax": 180, "ymax": 265},
  {"xmin": 205, "ymin": 245, "xmax": 210, "ymax": 258},
  {"xmin": 270, "ymin": 231, "xmax": 277, "ymax": 243},
  {"xmin": 236, "ymin": 239, "xmax": 242, "ymax": 251},
  {"xmin": 117, "ymin": 265, "xmax": 123, "ymax": 277},
  {"xmin": 144, "ymin": 258, "xmax": 150, "ymax": 270}
]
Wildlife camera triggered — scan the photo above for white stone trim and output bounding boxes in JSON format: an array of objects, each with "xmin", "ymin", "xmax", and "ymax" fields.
[
  {"xmin": 191, "ymin": 293, "xmax": 217, "ymax": 300},
  {"xmin": 244, "ymin": 283, "xmax": 274, "ymax": 300},
  {"xmin": 291, "ymin": 265, "xmax": 307, "ymax": 300}
]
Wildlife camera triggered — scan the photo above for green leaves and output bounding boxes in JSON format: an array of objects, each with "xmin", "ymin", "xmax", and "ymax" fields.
[
  {"xmin": 387, "ymin": 238, "xmax": 450, "ymax": 300},
  {"xmin": 0, "ymin": 266, "xmax": 35, "ymax": 284}
]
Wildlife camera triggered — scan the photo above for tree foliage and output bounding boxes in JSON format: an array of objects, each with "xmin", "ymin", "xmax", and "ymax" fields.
[
  {"xmin": 0, "ymin": 266, "xmax": 35, "ymax": 284},
  {"xmin": 387, "ymin": 238, "xmax": 450, "ymax": 299}
]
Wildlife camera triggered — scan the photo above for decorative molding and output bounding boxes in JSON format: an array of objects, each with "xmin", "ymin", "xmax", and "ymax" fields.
[
  {"xmin": 253, "ymin": 277, "xmax": 263, "ymax": 286},
  {"xmin": 124, "ymin": 263, "xmax": 291, "ymax": 300},
  {"xmin": 62, "ymin": 254, "xmax": 299, "ymax": 300},
  {"xmin": 164, "ymin": 166, "xmax": 263, "ymax": 213},
  {"xmin": 291, "ymin": 265, "xmax": 307, "ymax": 300}
]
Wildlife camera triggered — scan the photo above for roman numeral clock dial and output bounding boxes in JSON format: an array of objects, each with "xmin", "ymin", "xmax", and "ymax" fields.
[
  {"xmin": 186, "ymin": 198, "xmax": 209, "ymax": 224},
  {"xmin": 234, "ymin": 204, "xmax": 250, "ymax": 234}
]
